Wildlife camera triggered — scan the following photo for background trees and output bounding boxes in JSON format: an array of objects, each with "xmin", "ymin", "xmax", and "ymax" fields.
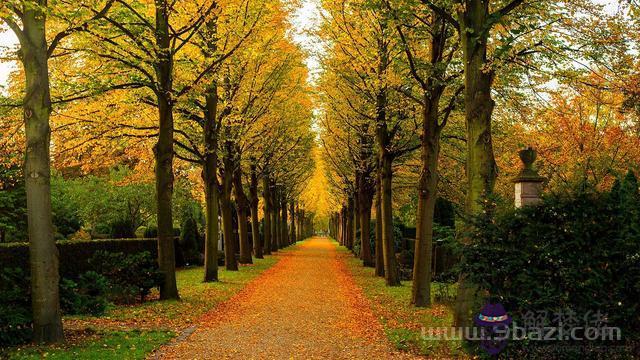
[{"xmin": 318, "ymin": 0, "xmax": 640, "ymax": 330}]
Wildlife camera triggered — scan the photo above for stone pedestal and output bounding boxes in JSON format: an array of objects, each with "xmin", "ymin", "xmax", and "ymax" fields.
[{"xmin": 513, "ymin": 147, "xmax": 545, "ymax": 208}]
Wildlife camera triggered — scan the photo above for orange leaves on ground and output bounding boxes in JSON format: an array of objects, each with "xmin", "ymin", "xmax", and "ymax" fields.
[{"xmin": 160, "ymin": 238, "xmax": 416, "ymax": 359}]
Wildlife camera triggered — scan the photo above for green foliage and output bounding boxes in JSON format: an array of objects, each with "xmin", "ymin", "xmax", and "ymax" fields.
[
  {"xmin": 50, "ymin": 168, "xmax": 156, "ymax": 238},
  {"xmin": 397, "ymin": 196, "xmax": 456, "ymax": 228},
  {"xmin": 108, "ymin": 218, "xmax": 135, "ymax": 239},
  {"xmin": 0, "ymin": 161, "xmax": 27, "ymax": 243},
  {"xmin": 179, "ymin": 215, "xmax": 201, "ymax": 265},
  {"xmin": 0, "ymin": 268, "xmax": 31, "ymax": 346},
  {"xmin": 434, "ymin": 198, "xmax": 456, "ymax": 227},
  {"xmin": 462, "ymin": 173, "xmax": 640, "ymax": 354},
  {"xmin": 143, "ymin": 226, "xmax": 158, "ymax": 238},
  {"xmin": 89, "ymin": 251, "xmax": 163, "ymax": 304},
  {"xmin": 60, "ymin": 271, "xmax": 109, "ymax": 316},
  {"xmin": 0, "ymin": 239, "xmax": 158, "ymax": 279},
  {"xmin": 50, "ymin": 177, "xmax": 83, "ymax": 239},
  {"xmin": 5, "ymin": 330, "xmax": 174, "ymax": 360}
]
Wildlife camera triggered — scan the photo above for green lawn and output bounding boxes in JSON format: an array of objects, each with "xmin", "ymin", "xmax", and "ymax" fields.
[
  {"xmin": 3, "ymin": 254, "xmax": 282, "ymax": 359},
  {"xmin": 337, "ymin": 245, "xmax": 469, "ymax": 358},
  {"xmin": 6, "ymin": 331, "xmax": 173, "ymax": 360}
]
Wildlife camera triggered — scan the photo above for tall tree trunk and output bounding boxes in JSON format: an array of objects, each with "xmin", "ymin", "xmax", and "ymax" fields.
[
  {"xmin": 154, "ymin": 0, "xmax": 179, "ymax": 300},
  {"xmin": 20, "ymin": 3, "xmax": 64, "ymax": 342},
  {"xmin": 357, "ymin": 127, "xmax": 375, "ymax": 266},
  {"xmin": 281, "ymin": 197, "xmax": 288, "ymax": 247},
  {"xmin": 346, "ymin": 198, "xmax": 354, "ymax": 250},
  {"xmin": 262, "ymin": 173, "xmax": 272, "ymax": 255},
  {"xmin": 202, "ymin": 17, "xmax": 220, "ymax": 282},
  {"xmin": 375, "ymin": 172, "xmax": 384, "ymax": 277},
  {"xmin": 353, "ymin": 186, "xmax": 360, "ymax": 256},
  {"xmin": 380, "ymin": 151, "xmax": 400, "ymax": 286},
  {"xmin": 298, "ymin": 208, "xmax": 304, "ymax": 240},
  {"xmin": 271, "ymin": 181, "xmax": 279, "ymax": 252},
  {"xmin": 202, "ymin": 77, "xmax": 219, "ymax": 282},
  {"xmin": 203, "ymin": 167, "xmax": 219, "ymax": 281},
  {"xmin": 412, "ymin": 94, "xmax": 443, "ymax": 307},
  {"xmin": 454, "ymin": 0, "xmax": 497, "ymax": 327},
  {"xmin": 376, "ymin": 84, "xmax": 399, "ymax": 286},
  {"xmin": 250, "ymin": 163, "xmax": 263, "ymax": 259},
  {"xmin": 233, "ymin": 159, "xmax": 252, "ymax": 264},
  {"xmin": 220, "ymin": 143, "xmax": 238, "ymax": 271},
  {"xmin": 290, "ymin": 201, "xmax": 297, "ymax": 244},
  {"xmin": 359, "ymin": 192, "xmax": 374, "ymax": 267}
]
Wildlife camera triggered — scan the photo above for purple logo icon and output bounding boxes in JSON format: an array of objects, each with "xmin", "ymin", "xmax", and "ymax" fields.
[{"xmin": 474, "ymin": 303, "xmax": 512, "ymax": 355}]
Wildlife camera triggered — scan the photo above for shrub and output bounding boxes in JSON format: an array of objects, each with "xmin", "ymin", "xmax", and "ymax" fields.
[
  {"xmin": 180, "ymin": 216, "xmax": 202, "ymax": 265},
  {"xmin": 0, "ymin": 238, "xmax": 158, "ymax": 279},
  {"xmin": 135, "ymin": 226, "xmax": 147, "ymax": 238},
  {"xmin": 462, "ymin": 174, "xmax": 640, "ymax": 355},
  {"xmin": 60, "ymin": 271, "xmax": 109, "ymax": 316},
  {"xmin": 0, "ymin": 268, "xmax": 31, "ymax": 346},
  {"xmin": 434, "ymin": 197, "xmax": 456, "ymax": 227},
  {"xmin": 143, "ymin": 226, "xmax": 158, "ymax": 238},
  {"xmin": 89, "ymin": 251, "xmax": 163, "ymax": 303},
  {"xmin": 109, "ymin": 218, "xmax": 135, "ymax": 239}
]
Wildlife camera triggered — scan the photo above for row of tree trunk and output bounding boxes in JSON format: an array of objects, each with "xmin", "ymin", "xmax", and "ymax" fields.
[{"xmin": 203, "ymin": 145, "xmax": 312, "ymax": 281}]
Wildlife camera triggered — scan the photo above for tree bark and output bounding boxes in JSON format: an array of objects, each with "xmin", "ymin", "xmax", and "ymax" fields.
[
  {"xmin": 262, "ymin": 173, "xmax": 272, "ymax": 255},
  {"xmin": 281, "ymin": 197, "xmax": 288, "ymax": 247},
  {"xmin": 202, "ymin": 79, "xmax": 219, "ymax": 282},
  {"xmin": 271, "ymin": 181, "xmax": 279, "ymax": 252},
  {"xmin": 357, "ymin": 131, "xmax": 375, "ymax": 266},
  {"xmin": 412, "ymin": 93, "xmax": 443, "ymax": 307},
  {"xmin": 201, "ymin": 16, "xmax": 220, "ymax": 282},
  {"xmin": 346, "ymin": 196, "xmax": 354, "ymax": 250},
  {"xmin": 154, "ymin": 0, "xmax": 179, "ymax": 300},
  {"xmin": 380, "ymin": 151, "xmax": 400, "ymax": 286},
  {"xmin": 454, "ymin": 0, "xmax": 498, "ymax": 327},
  {"xmin": 233, "ymin": 158, "xmax": 252, "ymax": 264},
  {"xmin": 220, "ymin": 141, "xmax": 238, "ymax": 271},
  {"xmin": 375, "ymin": 83, "xmax": 400, "ymax": 286},
  {"xmin": 250, "ymin": 163, "xmax": 263, "ymax": 259},
  {"xmin": 359, "ymin": 192, "xmax": 374, "ymax": 267},
  {"xmin": 298, "ymin": 208, "xmax": 305, "ymax": 241},
  {"xmin": 375, "ymin": 170, "xmax": 384, "ymax": 277},
  {"xmin": 19, "ymin": 2, "xmax": 64, "ymax": 342},
  {"xmin": 289, "ymin": 201, "xmax": 297, "ymax": 244}
]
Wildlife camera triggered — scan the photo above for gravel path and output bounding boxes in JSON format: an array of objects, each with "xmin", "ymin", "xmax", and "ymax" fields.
[{"xmin": 159, "ymin": 237, "xmax": 418, "ymax": 359}]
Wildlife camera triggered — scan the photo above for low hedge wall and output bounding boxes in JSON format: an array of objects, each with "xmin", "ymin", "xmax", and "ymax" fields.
[{"xmin": 0, "ymin": 238, "xmax": 158, "ymax": 279}]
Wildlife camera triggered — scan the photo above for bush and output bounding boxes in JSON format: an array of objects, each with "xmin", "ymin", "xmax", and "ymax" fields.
[
  {"xmin": 0, "ymin": 268, "xmax": 31, "ymax": 346},
  {"xmin": 434, "ymin": 197, "xmax": 456, "ymax": 227},
  {"xmin": 0, "ymin": 238, "xmax": 158, "ymax": 278},
  {"xmin": 143, "ymin": 226, "xmax": 158, "ymax": 238},
  {"xmin": 462, "ymin": 174, "xmax": 640, "ymax": 355},
  {"xmin": 135, "ymin": 226, "xmax": 147, "ymax": 238},
  {"xmin": 89, "ymin": 251, "xmax": 163, "ymax": 303},
  {"xmin": 109, "ymin": 218, "xmax": 135, "ymax": 239},
  {"xmin": 180, "ymin": 216, "xmax": 202, "ymax": 265},
  {"xmin": 60, "ymin": 271, "xmax": 109, "ymax": 316}
]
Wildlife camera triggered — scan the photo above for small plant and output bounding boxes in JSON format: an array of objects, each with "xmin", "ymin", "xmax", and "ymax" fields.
[
  {"xmin": 60, "ymin": 271, "xmax": 109, "ymax": 316},
  {"xmin": 0, "ymin": 268, "xmax": 31, "ymax": 346},
  {"xmin": 89, "ymin": 251, "xmax": 163, "ymax": 303}
]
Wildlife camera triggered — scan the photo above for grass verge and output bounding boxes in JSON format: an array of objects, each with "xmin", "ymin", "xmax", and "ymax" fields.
[
  {"xmin": 3, "ymin": 254, "xmax": 281, "ymax": 359},
  {"xmin": 6, "ymin": 330, "xmax": 173, "ymax": 360},
  {"xmin": 337, "ymin": 245, "xmax": 470, "ymax": 359}
]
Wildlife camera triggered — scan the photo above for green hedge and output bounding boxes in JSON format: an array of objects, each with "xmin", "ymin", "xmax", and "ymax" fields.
[
  {"xmin": 462, "ymin": 173, "xmax": 640, "ymax": 358},
  {"xmin": 0, "ymin": 238, "xmax": 158, "ymax": 279}
]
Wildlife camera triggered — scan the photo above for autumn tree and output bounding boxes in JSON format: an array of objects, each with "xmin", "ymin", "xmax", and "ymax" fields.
[
  {"xmin": 320, "ymin": 0, "xmax": 420, "ymax": 285},
  {"xmin": 0, "ymin": 0, "xmax": 115, "ymax": 342},
  {"xmin": 74, "ymin": 0, "xmax": 227, "ymax": 299},
  {"xmin": 382, "ymin": 0, "xmax": 463, "ymax": 306}
]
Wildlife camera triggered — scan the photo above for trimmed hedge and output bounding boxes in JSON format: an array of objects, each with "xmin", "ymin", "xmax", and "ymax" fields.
[{"xmin": 0, "ymin": 238, "xmax": 158, "ymax": 279}]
